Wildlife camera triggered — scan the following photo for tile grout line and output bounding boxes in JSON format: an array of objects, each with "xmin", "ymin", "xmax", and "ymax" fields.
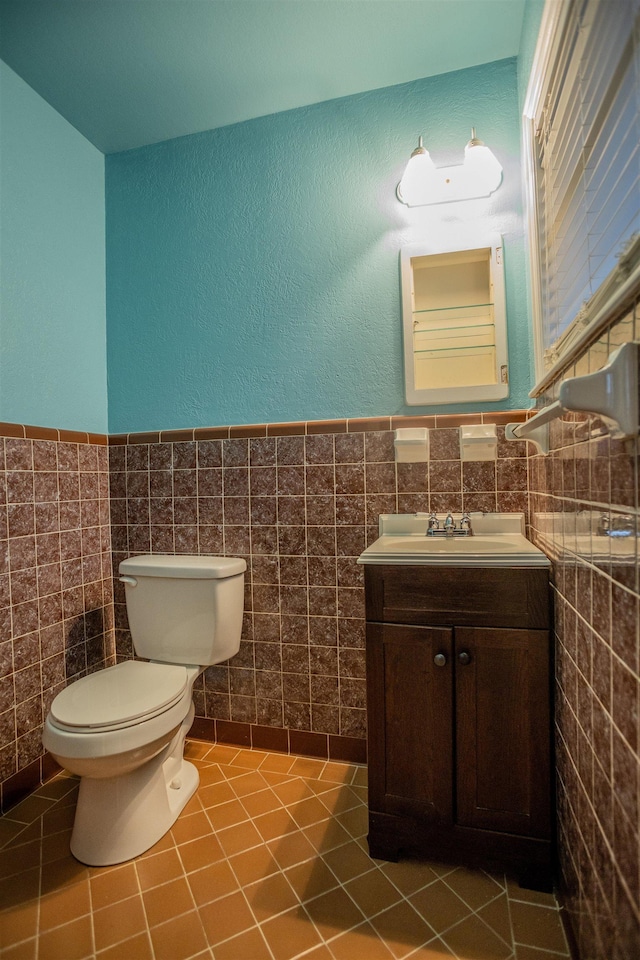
[
  {"xmin": 134, "ymin": 828, "xmax": 180, "ymax": 958},
  {"xmin": 1, "ymin": 747, "xmax": 570, "ymax": 960},
  {"xmin": 145, "ymin": 829, "xmax": 210, "ymax": 960},
  {"xmin": 208, "ymin": 842, "xmax": 275, "ymax": 960},
  {"xmin": 34, "ymin": 804, "xmax": 42, "ymax": 960},
  {"xmin": 263, "ymin": 770, "xmax": 440, "ymax": 957},
  {"xmin": 437, "ymin": 871, "xmax": 514, "ymax": 951},
  {"xmin": 217, "ymin": 768, "xmax": 371, "ymax": 951},
  {"xmin": 502, "ymin": 874, "xmax": 519, "ymax": 959},
  {"xmin": 205, "ymin": 790, "xmax": 287, "ymax": 960},
  {"xmin": 85, "ymin": 857, "xmax": 99, "ymax": 960}
]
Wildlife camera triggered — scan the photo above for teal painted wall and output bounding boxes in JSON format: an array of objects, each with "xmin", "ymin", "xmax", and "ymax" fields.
[
  {"xmin": 107, "ymin": 58, "xmax": 532, "ymax": 434},
  {"xmin": 518, "ymin": 0, "xmax": 545, "ymax": 111},
  {"xmin": 0, "ymin": 61, "xmax": 107, "ymax": 434}
]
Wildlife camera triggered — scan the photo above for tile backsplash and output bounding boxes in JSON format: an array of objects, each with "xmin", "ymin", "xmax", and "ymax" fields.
[
  {"xmin": 108, "ymin": 414, "xmax": 529, "ymax": 758},
  {"xmin": 0, "ymin": 411, "xmax": 529, "ymax": 809}
]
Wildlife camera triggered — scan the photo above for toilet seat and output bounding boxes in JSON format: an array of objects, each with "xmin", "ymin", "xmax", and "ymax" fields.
[{"xmin": 49, "ymin": 661, "xmax": 188, "ymax": 733}]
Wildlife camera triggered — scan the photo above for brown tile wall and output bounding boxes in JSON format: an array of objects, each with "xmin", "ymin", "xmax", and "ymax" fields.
[
  {"xmin": 109, "ymin": 412, "xmax": 530, "ymax": 756},
  {"xmin": 0, "ymin": 433, "xmax": 114, "ymax": 811},
  {"xmin": 8, "ymin": 342, "xmax": 639, "ymax": 960},
  {"xmin": 528, "ymin": 299, "xmax": 640, "ymax": 959}
]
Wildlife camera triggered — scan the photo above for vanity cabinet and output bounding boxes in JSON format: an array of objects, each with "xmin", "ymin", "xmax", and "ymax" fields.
[{"xmin": 364, "ymin": 564, "xmax": 552, "ymax": 887}]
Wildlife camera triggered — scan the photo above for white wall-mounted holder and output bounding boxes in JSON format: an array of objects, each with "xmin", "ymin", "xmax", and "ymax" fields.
[
  {"xmin": 459, "ymin": 423, "xmax": 497, "ymax": 461},
  {"xmin": 394, "ymin": 428, "xmax": 429, "ymax": 462},
  {"xmin": 505, "ymin": 341, "xmax": 639, "ymax": 455}
]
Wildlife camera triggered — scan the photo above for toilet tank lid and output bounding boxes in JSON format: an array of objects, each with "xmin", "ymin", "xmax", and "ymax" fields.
[{"xmin": 119, "ymin": 554, "xmax": 246, "ymax": 579}]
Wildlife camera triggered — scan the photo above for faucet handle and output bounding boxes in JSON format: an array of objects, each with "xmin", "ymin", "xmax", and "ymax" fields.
[
  {"xmin": 460, "ymin": 512, "xmax": 472, "ymax": 533},
  {"xmin": 428, "ymin": 511, "xmax": 439, "ymax": 530}
]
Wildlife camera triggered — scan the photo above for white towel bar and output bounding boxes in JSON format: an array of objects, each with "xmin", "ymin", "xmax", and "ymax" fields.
[{"xmin": 505, "ymin": 341, "xmax": 638, "ymax": 454}]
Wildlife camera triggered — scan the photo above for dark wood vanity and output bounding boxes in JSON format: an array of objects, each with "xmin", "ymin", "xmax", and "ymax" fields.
[{"xmin": 364, "ymin": 563, "xmax": 553, "ymax": 888}]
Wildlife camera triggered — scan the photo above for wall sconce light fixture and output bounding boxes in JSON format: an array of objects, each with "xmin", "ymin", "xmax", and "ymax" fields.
[{"xmin": 397, "ymin": 129, "xmax": 503, "ymax": 207}]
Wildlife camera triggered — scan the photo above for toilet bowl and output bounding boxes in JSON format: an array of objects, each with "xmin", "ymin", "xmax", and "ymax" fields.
[{"xmin": 42, "ymin": 554, "xmax": 246, "ymax": 866}]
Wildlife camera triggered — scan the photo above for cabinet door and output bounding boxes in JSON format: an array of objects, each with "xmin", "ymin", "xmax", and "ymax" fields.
[
  {"xmin": 366, "ymin": 622, "xmax": 453, "ymax": 822},
  {"xmin": 454, "ymin": 627, "xmax": 551, "ymax": 839}
]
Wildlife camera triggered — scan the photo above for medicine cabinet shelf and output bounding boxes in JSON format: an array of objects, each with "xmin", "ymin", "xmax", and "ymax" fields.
[
  {"xmin": 414, "ymin": 323, "xmax": 495, "ymax": 337},
  {"xmin": 401, "ymin": 235, "xmax": 508, "ymax": 405},
  {"xmin": 505, "ymin": 341, "xmax": 639, "ymax": 455},
  {"xmin": 413, "ymin": 302, "xmax": 493, "ymax": 317},
  {"xmin": 415, "ymin": 344, "xmax": 496, "ymax": 358}
]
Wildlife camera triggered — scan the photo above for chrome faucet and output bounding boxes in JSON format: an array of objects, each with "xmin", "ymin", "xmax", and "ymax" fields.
[
  {"xmin": 596, "ymin": 514, "xmax": 635, "ymax": 537},
  {"xmin": 616, "ymin": 515, "xmax": 634, "ymax": 535},
  {"xmin": 426, "ymin": 512, "xmax": 474, "ymax": 537}
]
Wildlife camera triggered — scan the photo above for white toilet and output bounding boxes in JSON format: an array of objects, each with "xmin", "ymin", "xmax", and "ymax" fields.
[{"xmin": 42, "ymin": 554, "xmax": 246, "ymax": 866}]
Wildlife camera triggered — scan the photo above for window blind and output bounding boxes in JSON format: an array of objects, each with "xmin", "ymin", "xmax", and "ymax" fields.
[{"xmin": 533, "ymin": 0, "xmax": 640, "ymax": 364}]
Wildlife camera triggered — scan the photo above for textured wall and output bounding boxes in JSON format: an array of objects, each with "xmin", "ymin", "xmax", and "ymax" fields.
[
  {"xmin": 528, "ymin": 300, "xmax": 640, "ymax": 959},
  {"xmin": 0, "ymin": 62, "xmax": 107, "ymax": 434},
  {"xmin": 0, "ymin": 431, "xmax": 115, "ymax": 811},
  {"xmin": 106, "ymin": 58, "xmax": 532, "ymax": 434}
]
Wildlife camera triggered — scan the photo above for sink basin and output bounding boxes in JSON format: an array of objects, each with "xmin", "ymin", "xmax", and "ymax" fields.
[
  {"xmin": 372, "ymin": 536, "xmax": 533, "ymax": 554},
  {"xmin": 357, "ymin": 515, "xmax": 550, "ymax": 567},
  {"xmin": 551, "ymin": 533, "xmax": 636, "ymax": 564}
]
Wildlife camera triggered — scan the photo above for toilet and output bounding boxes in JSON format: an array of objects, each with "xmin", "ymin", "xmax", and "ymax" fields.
[{"xmin": 42, "ymin": 553, "xmax": 246, "ymax": 866}]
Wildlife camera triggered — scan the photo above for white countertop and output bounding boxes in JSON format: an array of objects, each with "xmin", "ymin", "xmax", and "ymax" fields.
[{"xmin": 358, "ymin": 514, "xmax": 551, "ymax": 568}]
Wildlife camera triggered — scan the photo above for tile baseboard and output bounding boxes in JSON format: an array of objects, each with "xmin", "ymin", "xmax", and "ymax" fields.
[
  {"xmin": 2, "ymin": 723, "xmax": 366, "ymax": 814},
  {"xmin": 188, "ymin": 717, "xmax": 366, "ymax": 764},
  {"xmin": 1, "ymin": 752, "xmax": 62, "ymax": 814}
]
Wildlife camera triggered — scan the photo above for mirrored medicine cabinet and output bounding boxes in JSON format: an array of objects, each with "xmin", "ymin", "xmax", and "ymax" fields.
[{"xmin": 400, "ymin": 234, "xmax": 509, "ymax": 405}]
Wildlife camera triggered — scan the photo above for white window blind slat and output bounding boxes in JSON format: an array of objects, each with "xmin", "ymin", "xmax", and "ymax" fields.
[
  {"xmin": 580, "ymin": 4, "xmax": 631, "ymax": 119},
  {"xmin": 547, "ymin": 117, "xmax": 584, "ymax": 211},
  {"xmin": 531, "ymin": 0, "xmax": 640, "ymax": 365},
  {"xmin": 584, "ymin": 69, "xmax": 638, "ymax": 189},
  {"xmin": 538, "ymin": 1, "xmax": 582, "ymax": 134},
  {"xmin": 555, "ymin": 240, "xmax": 591, "ymax": 320},
  {"xmin": 590, "ymin": 203, "xmax": 639, "ymax": 278},
  {"xmin": 588, "ymin": 145, "xmax": 640, "ymax": 242}
]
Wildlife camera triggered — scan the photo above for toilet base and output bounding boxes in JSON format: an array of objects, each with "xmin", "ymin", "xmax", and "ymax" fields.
[{"xmin": 70, "ymin": 755, "xmax": 199, "ymax": 866}]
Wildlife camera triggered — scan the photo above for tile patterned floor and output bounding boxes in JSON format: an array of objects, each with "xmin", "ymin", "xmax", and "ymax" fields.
[{"xmin": 0, "ymin": 741, "xmax": 570, "ymax": 960}]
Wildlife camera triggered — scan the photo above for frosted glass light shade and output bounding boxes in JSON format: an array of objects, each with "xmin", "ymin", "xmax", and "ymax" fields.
[
  {"xmin": 396, "ymin": 129, "xmax": 503, "ymax": 206},
  {"xmin": 463, "ymin": 134, "xmax": 503, "ymax": 194},
  {"xmin": 397, "ymin": 139, "xmax": 437, "ymax": 206}
]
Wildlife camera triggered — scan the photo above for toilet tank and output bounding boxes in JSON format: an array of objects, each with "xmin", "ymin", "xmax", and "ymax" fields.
[{"xmin": 118, "ymin": 555, "xmax": 246, "ymax": 666}]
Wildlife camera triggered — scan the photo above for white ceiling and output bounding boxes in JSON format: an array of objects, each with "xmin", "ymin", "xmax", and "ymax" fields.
[{"xmin": 0, "ymin": 0, "xmax": 527, "ymax": 154}]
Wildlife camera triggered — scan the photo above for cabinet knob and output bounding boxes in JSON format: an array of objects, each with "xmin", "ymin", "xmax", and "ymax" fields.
[
  {"xmin": 458, "ymin": 651, "xmax": 471, "ymax": 665},
  {"xmin": 433, "ymin": 653, "xmax": 447, "ymax": 667}
]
